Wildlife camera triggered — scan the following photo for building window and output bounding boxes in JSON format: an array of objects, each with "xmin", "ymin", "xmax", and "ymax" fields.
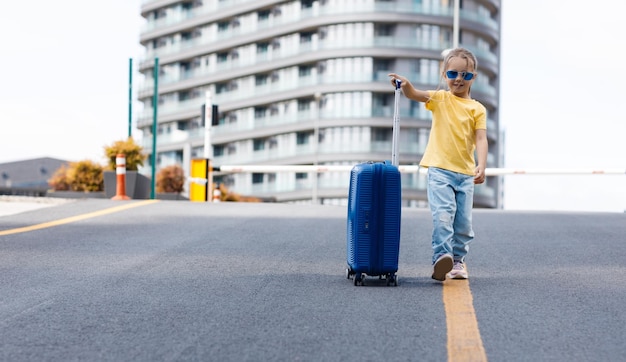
[
  {"xmin": 298, "ymin": 64, "xmax": 313, "ymax": 77},
  {"xmin": 216, "ymin": 82, "xmax": 228, "ymax": 94},
  {"xmin": 217, "ymin": 21, "xmax": 229, "ymax": 32},
  {"xmin": 255, "ymin": 74, "xmax": 268, "ymax": 86},
  {"xmin": 258, "ymin": 10, "xmax": 270, "ymax": 21},
  {"xmin": 254, "ymin": 106, "xmax": 267, "ymax": 119},
  {"xmin": 374, "ymin": 58, "xmax": 392, "ymax": 72},
  {"xmin": 225, "ymin": 112, "xmax": 237, "ymax": 124},
  {"xmin": 257, "ymin": 42, "xmax": 269, "ymax": 54},
  {"xmin": 179, "ymin": 90, "xmax": 191, "ymax": 101},
  {"xmin": 297, "ymin": 132, "xmax": 311, "ymax": 145},
  {"xmin": 296, "ymin": 172, "xmax": 308, "ymax": 180},
  {"xmin": 300, "ymin": 31, "xmax": 314, "ymax": 44},
  {"xmin": 252, "ymin": 173, "xmax": 264, "ymax": 184},
  {"xmin": 154, "ymin": 9, "xmax": 166, "ymax": 20},
  {"xmin": 375, "ymin": 24, "xmax": 394, "ymax": 36},
  {"xmin": 177, "ymin": 121, "xmax": 189, "ymax": 130},
  {"xmin": 192, "ymin": 147, "xmax": 204, "ymax": 158},
  {"xmin": 213, "ymin": 145, "xmax": 224, "ymax": 157},
  {"xmin": 217, "ymin": 52, "xmax": 228, "ymax": 63},
  {"xmin": 271, "ymin": 71, "xmax": 280, "ymax": 82},
  {"xmin": 253, "ymin": 139, "xmax": 266, "ymax": 151},
  {"xmin": 297, "ymin": 99, "xmax": 311, "ymax": 111},
  {"xmin": 271, "ymin": 38, "xmax": 281, "ymax": 50},
  {"xmin": 301, "ymin": 0, "xmax": 314, "ymax": 9},
  {"xmin": 372, "ymin": 127, "xmax": 391, "ymax": 142},
  {"xmin": 270, "ymin": 104, "xmax": 279, "ymax": 116}
]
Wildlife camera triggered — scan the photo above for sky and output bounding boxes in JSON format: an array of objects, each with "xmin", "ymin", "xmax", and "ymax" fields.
[{"xmin": 0, "ymin": 1, "xmax": 624, "ymax": 212}]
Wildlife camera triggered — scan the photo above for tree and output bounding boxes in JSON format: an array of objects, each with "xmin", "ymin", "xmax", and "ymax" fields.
[{"xmin": 103, "ymin": 137, "xmax": 147, "ymax": 171}]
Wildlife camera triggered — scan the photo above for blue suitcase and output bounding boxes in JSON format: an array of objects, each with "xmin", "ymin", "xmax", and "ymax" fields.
[{"xmin": 346, "ymin": 80, "xmax": 402, "ymax": 286}]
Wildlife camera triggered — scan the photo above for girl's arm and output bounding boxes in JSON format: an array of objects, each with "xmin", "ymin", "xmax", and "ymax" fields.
[
  {"xmin": 388, "ymin": 73, "xmax": 431, "ymax": 103},
  {"xmin": 474, "ymin": 129, "xmax": 488, "ymax": 184}
]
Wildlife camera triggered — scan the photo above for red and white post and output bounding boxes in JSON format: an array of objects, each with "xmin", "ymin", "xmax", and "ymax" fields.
[
  {"xmin": 112, "ymin": 154, "xmax": 130, "ymax": 200},
  {"xmin": 212, "ymin": 184, "xmax": 221, "ymax": 203}
]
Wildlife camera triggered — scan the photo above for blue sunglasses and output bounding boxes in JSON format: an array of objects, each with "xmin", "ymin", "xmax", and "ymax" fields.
[{"xmin": 446, "ymin": 70, "xmax": 475, "ymax": 80}]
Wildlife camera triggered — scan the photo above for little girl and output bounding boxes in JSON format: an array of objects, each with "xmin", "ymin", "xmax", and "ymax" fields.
[{"xmin": 389, "ymin": 47, "xmax": 488, "ymax": 281}]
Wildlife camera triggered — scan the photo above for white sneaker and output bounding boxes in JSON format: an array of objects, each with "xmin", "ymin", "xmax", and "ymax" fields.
[
  {"xmin": 449, "ymin": 261, "xmax": 468, "ymax": 279},
  {"xmin": 431, "ymin": 254, "xmax": 453, "ymax": 281}
]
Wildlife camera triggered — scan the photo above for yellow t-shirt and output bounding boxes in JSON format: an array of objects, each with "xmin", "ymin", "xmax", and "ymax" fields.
[{"xmin": 420, "ymin": 90, "xmax": 487, "ymax": 176}]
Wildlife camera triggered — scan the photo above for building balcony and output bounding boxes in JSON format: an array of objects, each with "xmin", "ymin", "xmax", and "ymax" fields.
[
  {"xmin": 140, "ymin": 1, "xmax": 498, "ymax": 42},
  {"xmin": 137, "ymin": 71, "xmax": 497, "ymax": 126},
  {"xmin": 139, "ymin": 31, "xmax": 497, "ymax": 80}
]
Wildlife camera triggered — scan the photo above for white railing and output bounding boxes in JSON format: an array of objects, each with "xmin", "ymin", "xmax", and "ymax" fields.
[
  {"xmin": 212, "ymin": 165, "xmax": 625, "ymax": 176},
  {"xmin": 184, "ymin": 165, "xmax": 624, "ymax": 204}
]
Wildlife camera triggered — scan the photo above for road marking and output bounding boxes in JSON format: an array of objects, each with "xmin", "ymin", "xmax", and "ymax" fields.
[
  {"xmin": 0, "ymin": 200, "xmax": 159, "ymax": 236},
  {"xmin": 443, "ymin": 275, "xmax": 487, "ymax": 362}
]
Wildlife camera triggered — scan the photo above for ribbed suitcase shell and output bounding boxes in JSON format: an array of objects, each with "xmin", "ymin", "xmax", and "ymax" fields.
[{"xmin": 346, "ymin": 161, "xmax": 401, "ymax": 281}]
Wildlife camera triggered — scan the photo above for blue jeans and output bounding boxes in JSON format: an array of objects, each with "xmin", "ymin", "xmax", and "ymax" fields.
[{"xmin": 427, "ymin": 167, "xmax": 475, "ymax": 264}]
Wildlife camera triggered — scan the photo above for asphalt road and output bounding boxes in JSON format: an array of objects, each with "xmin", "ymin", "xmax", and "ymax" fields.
[{"xmin": 0, "ymin": 199, "xmax": 624, "ymax": 361}]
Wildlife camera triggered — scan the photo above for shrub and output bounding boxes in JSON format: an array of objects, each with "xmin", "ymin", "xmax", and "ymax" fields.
[
  {"xmin": 156, "ymin": 164, "xmax": 185, "ymax": 193},
  {"xmin": 48, "ymin": 164, "xmax": 71, "ymax": 191},
  {"xmin": 68, "ymin": 160, "xmax": 104, "ymax": 191},
  {"xmin": 48, "ymin": 160, "xmax": 104, "ymax": 192},
  {"xmin": 103, "ymin": 137, "xmax": 146, "ymax": 171},
  {"xmin": 217, "ymin": 183, "xmax": 261, "ymax": 202}
]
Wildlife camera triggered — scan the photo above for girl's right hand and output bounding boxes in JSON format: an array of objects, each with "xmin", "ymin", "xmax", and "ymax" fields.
[
  {"xmin": 387, "ymin": 73, "xmax": 430, "ymax": 102},
  {"xmin": 388, "ymin": 73, "xmax": 407, "ymax": 88}
]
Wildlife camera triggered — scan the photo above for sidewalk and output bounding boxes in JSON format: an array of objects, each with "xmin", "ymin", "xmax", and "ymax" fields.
[{"xmin": 0, "ymin": 196, "xmax": 73, "ymax": 217}]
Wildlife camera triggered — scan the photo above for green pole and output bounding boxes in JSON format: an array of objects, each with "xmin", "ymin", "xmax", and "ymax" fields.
[
  {"xmin": 128, "ymin": 58, "xmax": 133, "ymax": 138},
  {"xmin": 151, "ymin": 57, "xmax": 159, "ymax": 199}
]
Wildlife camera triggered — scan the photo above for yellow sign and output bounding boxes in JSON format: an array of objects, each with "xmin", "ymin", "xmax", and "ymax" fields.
[{"xmin": 190, "ymin": 158, "xmax": 209, "ymax": 202}]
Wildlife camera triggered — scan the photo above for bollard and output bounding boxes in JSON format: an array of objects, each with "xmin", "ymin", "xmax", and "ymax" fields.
[
  {"xmin": 212, "ymin": 185, "xmax": 221, "ymax": 203},
  {"xmin": 112, "ymin": 154, "xmax": 130, "ymax": 200}
]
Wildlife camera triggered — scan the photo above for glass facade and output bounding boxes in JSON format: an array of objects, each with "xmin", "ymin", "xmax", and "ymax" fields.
[{"xmin": 138, "ymin": 0, "xmax": 502, "ymax": 207}]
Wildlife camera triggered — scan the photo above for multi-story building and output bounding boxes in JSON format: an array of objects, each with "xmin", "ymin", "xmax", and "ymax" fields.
[{"xmin": 137, "ymin": 0, "xmax": 502, "ymax": 207}]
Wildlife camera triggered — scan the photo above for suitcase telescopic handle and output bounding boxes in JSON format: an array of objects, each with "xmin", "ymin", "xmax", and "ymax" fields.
[{"xmin": 391, "ymin": 80, "xmax": 401, "ymax": 166}]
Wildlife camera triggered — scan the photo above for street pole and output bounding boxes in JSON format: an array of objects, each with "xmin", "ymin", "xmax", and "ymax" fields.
[
  {"xmin": 453, "ymin": 0, "xmax": 460, "ymax": 48},
  {"xmin": 203, "ymin": 91, "xmax": 213, "ymax": 202},
  {"xmin": 151, "ymin": 57, "xmax": 159, "ymax": 199},
  {"xmin": 442, "ymin": 0, "xmax": 460, "ymax": 58},
  {"xmin": 312, "ymin": 92, "xmax": 321, "ymax": 204},
  {"xmin": 203, "ymin": 91, "xmax": 213, "ymax": 159},
  {"xmin": 128, "ymin": 58, "xmax": 133, "ymax": 138}
]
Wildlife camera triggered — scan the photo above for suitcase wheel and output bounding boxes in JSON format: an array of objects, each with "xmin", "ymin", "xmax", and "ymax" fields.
[
  {"xmin": 354, "ymin": 273, "xmax": 364, "ymax": 286},
  {"xmin": 386, "ymin": 274, "xmax": 398, "ymax": 287}
]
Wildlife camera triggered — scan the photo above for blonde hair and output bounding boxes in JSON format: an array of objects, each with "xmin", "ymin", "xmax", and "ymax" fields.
[
  {"xmin": 442, "ymin": 47, "xmax": 478, "ymax": 75},
  {"xmin": 437, "ymin": 47, "xmax": 478, "ymax": 96}
]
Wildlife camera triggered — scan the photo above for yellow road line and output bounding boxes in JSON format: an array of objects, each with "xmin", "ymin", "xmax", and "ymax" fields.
[
  {"xmin": 444, "ymin": 275, "xmax": 488, "ymax": 362},
  {"xmin": 0, "ymin": 200, "xmax": 159, "ymax": 236}
]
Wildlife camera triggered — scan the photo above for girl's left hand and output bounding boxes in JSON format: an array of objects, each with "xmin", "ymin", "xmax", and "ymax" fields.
[{"xmin": 474, "ymin": 166, "xmax": 486, "ymax": 184}]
